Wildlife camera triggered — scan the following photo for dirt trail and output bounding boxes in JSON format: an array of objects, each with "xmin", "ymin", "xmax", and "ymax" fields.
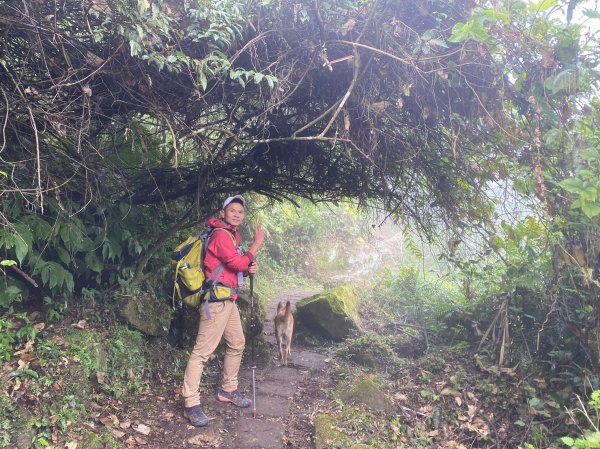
[{"xmin": 134, "ymin": 290, "xmax": 328, "ymax": 449}]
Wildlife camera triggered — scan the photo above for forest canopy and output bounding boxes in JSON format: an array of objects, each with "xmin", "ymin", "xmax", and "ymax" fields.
[
  {"xmin": 2, "ymin": 0, "xmax": 535, "ymax": 220},
  {"xmin": 1, "ymin": 0, "xmax": 599, "ymax": 302}
]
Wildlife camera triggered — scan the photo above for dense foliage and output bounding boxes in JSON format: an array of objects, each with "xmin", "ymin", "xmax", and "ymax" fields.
[{"xmin": 1, "ymin": 1, "xmax": 600, "ymax": 445}]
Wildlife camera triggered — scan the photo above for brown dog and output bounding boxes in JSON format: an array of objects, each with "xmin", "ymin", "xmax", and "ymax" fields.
[{"xmin": 274, "ymin": 301, "xmax": 294, "ymax": 366}]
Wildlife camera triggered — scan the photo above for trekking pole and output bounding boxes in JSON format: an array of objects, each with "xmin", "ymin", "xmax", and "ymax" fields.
[{"xmin": 249, "ymin": 271, "xmax": 257, "ymax": 418}]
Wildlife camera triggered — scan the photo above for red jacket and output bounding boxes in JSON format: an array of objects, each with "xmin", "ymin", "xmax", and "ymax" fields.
[{"xmin": 203, "ymin": 217, "xmax": 254, "ymax": 292}]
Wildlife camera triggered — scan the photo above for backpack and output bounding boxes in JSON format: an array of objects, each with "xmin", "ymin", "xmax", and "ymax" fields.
[{"xmin": 171, "ymin": 227, "xmax": 236, "ymax": 308}]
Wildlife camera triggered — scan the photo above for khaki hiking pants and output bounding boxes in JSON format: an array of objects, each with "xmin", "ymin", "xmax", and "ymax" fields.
[{"xmin": 182, "ymin": 300, "xmax": 245, "ymax": 408}]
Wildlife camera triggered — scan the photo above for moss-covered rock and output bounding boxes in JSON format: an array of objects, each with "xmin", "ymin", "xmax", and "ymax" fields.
[
  {"xmin": 117, "ymin": 291, "xmax": 172, "ymax": 337},
  {"xmin": 392, "ymin": 333, "xmax": 426, "ymax": 358},
  {"xmin": 314, "ymin": 413, "xmax": 349, "ymax": 449},
  {"xmin": 296, "ymin": 286, "xmax": 360, "ymax": 340},
  {"xmin": 338, "ymin": 377, "xmax": 396, "ymax": 414}
]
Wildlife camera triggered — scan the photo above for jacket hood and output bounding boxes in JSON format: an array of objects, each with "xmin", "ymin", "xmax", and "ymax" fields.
[{"xmin": 206, "ymin": 216, "xmax": 236, "ymax": 231}]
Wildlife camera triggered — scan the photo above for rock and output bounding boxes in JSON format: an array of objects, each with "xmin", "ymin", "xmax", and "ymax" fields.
[
  {"xmin": 117, "ymin": 291, "xmax": 172, "ymax": 337},
  {"xmin": 339, "ymin": 377, "xmax": 396, "ymax": 414},
  {"xmin": 393, "ymin": 333, "xmax": 426, "ymax": 358},
  {"xmin": 314, "ymin": 414, "xmax": 349, "ymax": 449},
  {"xmin": 296, "ymin": 285, "xmax": 360, "ymax": 340}
]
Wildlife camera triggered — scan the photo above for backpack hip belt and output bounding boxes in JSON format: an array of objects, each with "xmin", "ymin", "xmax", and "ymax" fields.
[{"xmin": 202, "ymin": 284, "xmax": 238, "ymax": 320}]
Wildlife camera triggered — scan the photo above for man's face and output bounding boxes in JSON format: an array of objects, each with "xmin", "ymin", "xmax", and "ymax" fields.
[{"xmin": 220, "ymin": 202, "xmax": 245, "ymax": 227}]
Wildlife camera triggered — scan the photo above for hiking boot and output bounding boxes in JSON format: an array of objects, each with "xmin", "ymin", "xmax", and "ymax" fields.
[
  {"xmin": 216, "ymin": 389, "xmax": 252, "ymax": 408},
  {"xmin": 183, "ymin": 405, "xmax": 209, "ymax": 427}
]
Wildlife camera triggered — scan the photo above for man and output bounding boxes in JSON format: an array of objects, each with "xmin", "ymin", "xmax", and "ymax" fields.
[{"xmin": 182, "ymin": 195, "xmax": 265, "ymax": 427}]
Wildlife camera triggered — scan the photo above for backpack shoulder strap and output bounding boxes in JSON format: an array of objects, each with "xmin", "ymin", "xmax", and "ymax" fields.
[{"xmin": 210, "ymin": 228, "xmax": 237, "ymax": 246}]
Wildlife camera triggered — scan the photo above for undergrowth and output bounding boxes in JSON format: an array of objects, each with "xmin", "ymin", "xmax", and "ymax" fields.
[
  {"xmin": 0, "ymin": 303, "xmax": 188, "ymax": 449},
  {"xmin": 328, "ymin": 264, "xmax": 600, "ymax": 448}
]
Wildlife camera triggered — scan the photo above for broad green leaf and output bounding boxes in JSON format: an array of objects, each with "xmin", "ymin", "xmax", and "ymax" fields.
[
  {"xmin": 199, "ymin": 71, "xmax": 207, "ymax": 91},
  {"xmin": 23, "ymin": 368, "xmax": 38, "ymax": 378},
  {"xmin": 136, "ymin": 25, "xmax": 145, "ymax": 40},
  {"xmin": 102, "ymin": 239, "xmax": 122, "ymax": 261},
  {"xmin": 582, "ymin": 186, "xmax": 598, "ymax": 201},
  {"xmin": 579, "ymin": 168, "xmax": 595, "ymax": 178},
  {"xmin": 489, "ymin": 235, "xmax": 504, "ymax": 249},
  {"xmin": 0, "ymin": 259, "xmax": 17, "ymax": 267},
  {"xmin": 470, "ymin": 23, "xmax": 489, "ymax": 42},
  {"xmin": 581, "ymin": 147, "xmax": 599, "ymax": 162},
  {"xmin": 48, "ymin": 262, "xmax": 62, "ymax": 290},
  {"xmin": 253, "ymin": 72, "xmax": 264, "ymax": 83},
  {"xmin": 61, "ymin": 225, "xmax": 86, "ymax": 251},
  {"xmin": 3, "ymin": 224, "xmax": 33, "ymax": 264},
  {"xmin": 13, "ymin": 237, "xmax": 28, "ymax": 264},
  {"xmin": 530, "ymin": 0, "xmax": 557, "ymax": 12},
  {"xmin": 583, "ymin": 431, "xmax": 600, "ymax": 445},
  {"xmin": 118, "ymin": 202, "xmax": 131, "ymax": 217},
  {"xmin": 13, "ymin": 223, "xmax": 33, "ymax": 253},
  {"xmin": 56, "ymin": 247, "xmax": 71, "ymax": 265},
  {"xmin": 559, "ymin": 177, "xmax": 585, "ymax": 194},
  {"xmin": 544, "ymin": 128, "xmax": 561, "ymax": 149},
  {"xmin": 37, "ymin": 261, "xmax": 67, "ymax": 291},
  {"xmin": 79, "ymin": 236, "xmax": 95, "ymax": 252},
  {"xmin": 481, "ymin": 9, "xmax": 509, "ymax": 23},
  {"xmin": 138, "ymin": 0, "xmax": 150, "ymax": 14},
  {"xmin": 583, "ymin": 8, "xmax": 600, "ymax": 19},
  {"xmin": 28, "ymin": 216, "xmax": 52, "ymax": 240},
  {"xmin": 448, "ymin": 23, "xmax": 469, "ymax": 43},
  {"xmin": 63, "ymin": 272, "xmax": 74, "ymax": 293},
  {"xmin": 0, "ymin": 285, "xmax": 23, "ymax": 308},
  {"xmin": 560, "ymin": 436, "xmax": 575, "ymax": 447},
  {"xmin": 85, "ymin": 252, "xmax": 104, "ymax": 273},
  {"xmin": 60, "ymin": 225, "xmax": 70, "ymax": 245},
  {"xmin": 40, "ymin": 262, "xmax": 51, "ymax": 286},
  {"xmin": 130, "ymin": 40, "xmax": 141, "ymax": 56},
  {"xmin": 429, "ymin": 38, "xmax": 449, "ymax": 49},
  {"xmin": 545, "ymin": 69, "xmax": 578, "ymax": 94},
  {"xmin": 581, "ymin": 202, "xmax": 600, "ymax": 219}
]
